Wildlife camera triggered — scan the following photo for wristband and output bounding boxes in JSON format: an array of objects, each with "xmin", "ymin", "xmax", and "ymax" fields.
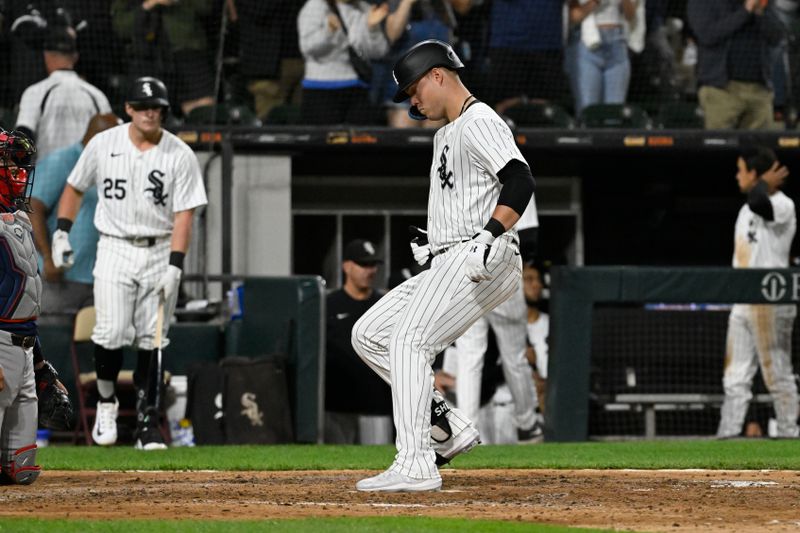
[
  {"xmin": 484, "ymin": 218, "xmax": 505, "ymax": 238},
  {"xmin": 169, "ymin": 251, "xmax": 185, "ymax": 270},
  {"xmin": 56, "ymin": 218, "xmax": 73, "ymax": 233}
]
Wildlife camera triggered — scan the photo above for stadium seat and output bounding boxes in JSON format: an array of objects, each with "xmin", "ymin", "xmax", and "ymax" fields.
[
  {"xmin": 657, "ymin": 101, "xmax": 705, "ymax": 129},
  {"xmin": 503, "ymin": 102, "xmax": 575, "ymax": 129},
  {"xmin": 264, "ymin": 103, "xmax": 302, "ymax": 125},
  {"xmin": 70, "ymin": 306, "xmax": 170, "ymax": 445},
  {"xmin": 580, "ymin": 104, "xmax": 652, "ymax": 129},
  {"xmin": 184, "ymin": 103, "xmax": 262, "ymax": 127}
]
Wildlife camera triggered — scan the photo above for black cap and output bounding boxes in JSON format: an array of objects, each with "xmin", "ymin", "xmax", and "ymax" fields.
[
  {"xmin": 343, "ymin": 239, "xmax": 383, "ymax": 264},
  {"xmin": 44, "ymin": 26, "xmax": 77, "ymax": 54}
]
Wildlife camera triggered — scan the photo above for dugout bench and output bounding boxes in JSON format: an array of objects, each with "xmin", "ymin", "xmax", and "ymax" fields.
[
  {"xmin": 548, "ymin": 267, "xmax": 800, "ymax": 442},
  {"xmin": 602, "ymin": 393, "xmax": 775, "ymax": 439}
]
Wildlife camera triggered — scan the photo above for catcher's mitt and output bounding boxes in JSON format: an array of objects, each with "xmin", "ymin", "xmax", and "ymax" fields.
[{"xmin": 35, "ymin": 361, "xmax": 74, "ymax": 431}]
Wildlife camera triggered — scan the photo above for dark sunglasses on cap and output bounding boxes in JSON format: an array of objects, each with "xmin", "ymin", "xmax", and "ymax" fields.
[{"xmin": 355, "ymin": 261, "xmax": 380, "ymax": 268}]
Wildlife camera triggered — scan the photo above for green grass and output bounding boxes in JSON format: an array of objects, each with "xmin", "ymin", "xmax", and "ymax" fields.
[
  {"xmin": 0, "ymin": 517, "xmax": 613, "ymax": 533},
  {"xmin": 38, "ymin": 439, "xmax": 800, "ymax": 471}
]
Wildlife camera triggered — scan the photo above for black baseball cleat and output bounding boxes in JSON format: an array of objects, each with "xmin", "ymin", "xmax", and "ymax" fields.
[
  {"xmin": 517, "ymin": 420, "xmax": 544, "ymax": 444},
  {"xmin": 134, "ymin": 423, "xmax": 167, "ymax": 451}
]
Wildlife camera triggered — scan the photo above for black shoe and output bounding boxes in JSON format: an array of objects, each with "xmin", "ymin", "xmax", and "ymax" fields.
[
  {"xmin": 517, "ymin": 421, "xmax": 544, "ymax": 444},
  {"xmin": 134, "ymin": 423, "xmax": 168, "ymax": 451}
]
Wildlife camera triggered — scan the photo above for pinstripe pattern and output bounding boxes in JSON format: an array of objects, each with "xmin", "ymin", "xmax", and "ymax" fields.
[
  {"xmin": 91, "ymin": 236, "xmax": 177, "ymax": 350},
  {"xmin": 352, "ymin": 101, "xmax": 529, "ymax": 480},
  {"xmin": 454, "ymin": 192, "xmax": 540, "ymax": 432},
  {"xmin": 353, "ymin": 237, "xmax": 522, "ymax": 478},
  {"xmin": 454, "ymin": 285, "xmax": 537, "ymax": 430},
  {"xmin": 68, "ymin": 123, "xmax": 206, "ymax": 352},
  {"xmin": 718, "ymin": 190, "xmax": 799, "ymax": 438},
  {"xmin": 67, "ymin": 124, "xmax": 207, "ymax": 238},
  {"xmin": 428, "ymin": 103, "xmax": 527, "ymax": 253}
]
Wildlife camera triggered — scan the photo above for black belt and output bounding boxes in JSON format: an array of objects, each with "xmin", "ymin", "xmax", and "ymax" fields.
[
  {"xmin": 432, "ymin": 236, "xmax": 520, "ymax": 257},
  {"xmin": 128, "ymin": 236, "xmax": 159, "ymax": 247},
  {"xmin": 11, "ymin": 334, "xmax": 36, "ymax": 350}
]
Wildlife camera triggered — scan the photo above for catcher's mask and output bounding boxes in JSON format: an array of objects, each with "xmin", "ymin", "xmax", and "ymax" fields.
[{"xmin": 0, "ymin": 129, "xmax": 36, "ymax": 213}]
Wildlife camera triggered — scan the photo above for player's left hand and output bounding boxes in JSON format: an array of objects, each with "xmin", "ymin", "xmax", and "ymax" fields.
[
  {"xmin": 464, "ymin": 230, "xmax": 494, "ymax": 282},
  {"xmin": 155, "ymin": 265, "xmax": 182, "ymax": 300}
]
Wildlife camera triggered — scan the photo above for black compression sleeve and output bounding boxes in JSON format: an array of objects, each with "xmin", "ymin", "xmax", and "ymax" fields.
[
  {"xmin": 497, "ymin": 159, "xmax": 535, "ymax": 216},
  {"xmin": 747, "ymin": 180, "xmax": 774, "ymax": 221},
  {"xmin": 15, "ymin": 125, "xmax": 35, "ymax": 142}
]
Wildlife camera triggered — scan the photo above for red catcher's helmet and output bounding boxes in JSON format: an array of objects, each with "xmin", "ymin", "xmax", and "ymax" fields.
[{"xmin": 0, "ymin": 130, "xmax": 36, "ymax": 212}]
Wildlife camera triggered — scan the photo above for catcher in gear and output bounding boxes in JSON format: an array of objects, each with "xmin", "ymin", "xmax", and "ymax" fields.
[{"xmin": 0, "ymin": 129, "xmax": 44, "ymax": 484}]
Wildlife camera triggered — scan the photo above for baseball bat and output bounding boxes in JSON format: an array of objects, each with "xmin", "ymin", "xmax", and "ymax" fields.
[{"xmin": 147, "ymin": 294, "xmax": 165, "ymax": 420}]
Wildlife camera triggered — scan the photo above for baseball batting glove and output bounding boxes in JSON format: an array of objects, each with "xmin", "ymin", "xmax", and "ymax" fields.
[
  {"xmin": 155, "ymin": 265, "xmax": 182, "ymax": 300},
  {"xmin": 35, "ymin": 361, "xmax": 74, "ymax": 431},
  {"xmin": 409, "ymin": 225, "xmax": 432, "ymax": 266},
  {"xmin": 51, "ymin": 229, "xmax": 74, "ymax": 269},
  {"xmin": 464, "ymin": 230, "xmax": 494, "ymax": 282}
]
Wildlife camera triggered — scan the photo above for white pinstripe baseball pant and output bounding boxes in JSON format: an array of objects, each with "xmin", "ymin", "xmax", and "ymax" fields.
[
  {"xmin": 352, "ymin": 235, "xmax": 522, "ymax": 479},
  {"xmin": 91, "ymin": 235, "xmax": 178, "ymax": 351},
  {"xmin": 454, "ymin": 283, "xmax": 537, "ymax": 431},
  {"xmin": 718, "ymin": 304, "xmax": 799, "ymax": 438}
]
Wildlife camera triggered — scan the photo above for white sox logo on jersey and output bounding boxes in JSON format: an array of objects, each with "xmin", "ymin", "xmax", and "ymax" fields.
[
  {"xmin": 145, "ymin": 170, "xmax": 168, "ymax": 206},
  {"xmin": 437, "ymin": 145, "xmax": 454, "ymax": 189}
]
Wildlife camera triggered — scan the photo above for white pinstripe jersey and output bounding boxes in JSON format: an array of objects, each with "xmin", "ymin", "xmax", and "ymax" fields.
[
  {"xmin": 733, "ymin": 191, "xmax": 796, "ymax": 268},
  {"xmin": 427, "ymin": 102, "xmax": 529, "ymax": 251},
  {"xmin": 16, "ymin": 70, "xmax": 111, "ymax": 160},
  {"xmin": 67, "ymin": 124, "xmax": 208, "ymax": 238}
]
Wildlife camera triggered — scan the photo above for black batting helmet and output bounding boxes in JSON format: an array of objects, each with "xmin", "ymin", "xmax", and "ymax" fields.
[
  {"xmin": 126, "ymin": 76, "xmax": 170, "ymax": 110},
  {"xmin": 392, "ymin": 40, "xmax": 464, "ymax": 103}
]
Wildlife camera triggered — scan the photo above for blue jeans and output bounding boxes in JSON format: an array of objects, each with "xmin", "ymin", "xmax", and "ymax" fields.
[{"xmin": 565, "ymin": 26, "xmax": 631, "ymax": 115}]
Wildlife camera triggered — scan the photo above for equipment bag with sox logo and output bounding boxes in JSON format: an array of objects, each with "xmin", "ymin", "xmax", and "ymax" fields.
[{"xmin": 187, "ymin": 356, "xmax": 294, "ymax": 444}]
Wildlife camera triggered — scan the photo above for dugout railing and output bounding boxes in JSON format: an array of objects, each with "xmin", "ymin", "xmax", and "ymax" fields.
[{"xmin": 548, "ymin": 266, "xmax": 800, "ymax": 442}]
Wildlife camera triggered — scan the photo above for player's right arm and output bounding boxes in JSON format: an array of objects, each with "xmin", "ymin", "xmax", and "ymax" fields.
[{"xmin": 52, "ymin": 137, "xmax": 99, "ymax": 268}]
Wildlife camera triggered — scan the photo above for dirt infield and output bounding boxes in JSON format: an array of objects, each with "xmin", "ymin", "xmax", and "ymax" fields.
[{"xmin": 3, "ymin": 469, "xmax": 799, "ymax": 531}]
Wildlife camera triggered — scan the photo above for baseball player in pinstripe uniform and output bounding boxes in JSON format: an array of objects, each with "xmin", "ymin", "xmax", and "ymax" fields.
[
  {"xmin": 351, "ymin": 40, "xmax": 536, "ymax": 492},
  {"xmin": 0, "ymin": 129, "xmax": 42, "ymax": 484},
  {"xmin": 51, "ymin": 77, "xmax": 208, "ymax": 450},
  {"xmin": 449, "ymin": 195, "xmax": 543, "ymax": 443},
  {"xmin": 718, "ymin": 146, "xmax": 799, "ymax": 439}
]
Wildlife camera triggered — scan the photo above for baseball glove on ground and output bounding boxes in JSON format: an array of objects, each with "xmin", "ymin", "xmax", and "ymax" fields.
[{"xmin": 35, "ymin": 361, "xmax": 74, "ymax": 431}]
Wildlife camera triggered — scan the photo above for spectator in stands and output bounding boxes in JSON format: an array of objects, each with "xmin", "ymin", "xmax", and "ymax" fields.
[
  {"xmin": 111, "ymin": 0, "xmax": 216, "ymax": 117},
  {"xmin": 564, "ymin": 0, "xmax": 645, "ymax": 116},
  {"xmin": 718, "ymin": 146, "xmax": 799, "ymax": 439},
  {"xmin": 29, "ymin": 113, "xmax": 121, "ymax": 325},
  {"xmin": 297, "ymin": 0, "xmax": 389, "ymax": 125},
  {"xmin": 771, "ymin": 0, "xmax": 799, "ymax": 126},
  {"xmin": 15, "ymin": 26, "xmax": 112, "ymax": 160},
  {"xmin": 487, "ymin": 0, "xmax": 569, "ymax": 112},
  {"xmin": 236, "ymin": 0, "xmax": 305, "ymax": 122},
  {"xmin": 687, "ymin": 0, "xmax": 785, "ymax": 130},
  {"xmin": 523, "ymin": 261, "xmax": 549, "ymax": 415},
  {"xmin": 325, "ymin": 239, "xmax": 393, "ymax": 443},
  {"xmin": 372, "ymin": 0, "xmax": 460, "ymax": 128}
]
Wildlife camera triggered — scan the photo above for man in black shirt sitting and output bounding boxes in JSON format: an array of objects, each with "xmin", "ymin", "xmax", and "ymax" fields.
[{"xmin": 325, "ymin": 239, "xmax": 394, "ymax": 443}]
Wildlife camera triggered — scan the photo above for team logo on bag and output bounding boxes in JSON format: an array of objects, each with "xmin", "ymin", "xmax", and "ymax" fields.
[{"xmin": 240, "ymin": 392, "xmax": 264, "ymax": 427}]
